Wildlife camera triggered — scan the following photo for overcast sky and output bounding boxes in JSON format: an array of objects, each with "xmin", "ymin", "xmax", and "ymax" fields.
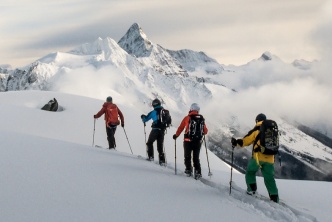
[{"xmin": 1, "ymin": 0, "xmax": 330, "ymax": 68}]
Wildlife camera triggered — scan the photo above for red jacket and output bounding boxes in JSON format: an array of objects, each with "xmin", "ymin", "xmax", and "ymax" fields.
[
  {"xmin": 95, "ymin": 102, "xmax": 124, "ymax": 126},
  {"xmin": 175, "ymin": 111, "xmax": 208, "ymax": 141}
]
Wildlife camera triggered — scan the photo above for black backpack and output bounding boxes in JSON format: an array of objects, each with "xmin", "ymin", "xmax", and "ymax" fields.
[
  {"xmin": 188, "ymin": 115, "xmax": 205, "ymax": 141},
  {"xmin": 159, "ymin": 109, "xmax": 172, "ymax": 128},
  {"xmin": 255, "ymin": 119, "xmax": 279, "ymax": 155}
]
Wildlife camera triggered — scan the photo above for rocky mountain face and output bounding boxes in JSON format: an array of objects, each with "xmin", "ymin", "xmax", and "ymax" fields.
[
  {"xmin": 0, "ymin": 63, "xmax": 51, "ymax": 91},
  {"xmin": 167, "ymin": 49, "xmax": 224, "ymax": 74},
  {"xmin": 1, "ymin": 23, "xmax": 331, "ymax": 181},
  {"xmin": 118, "ymin": 23, "xmax": 189, "ymax": 76}
]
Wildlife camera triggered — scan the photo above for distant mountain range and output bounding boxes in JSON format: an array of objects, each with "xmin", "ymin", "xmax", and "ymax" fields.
[{"xmin": 1, "ymin": 23, "xmax": 331, "ymax": 181}]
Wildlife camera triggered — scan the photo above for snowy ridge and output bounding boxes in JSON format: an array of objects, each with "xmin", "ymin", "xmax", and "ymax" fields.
[
  {"xmin": 69, "ymin": 37, "xmax": 130, "ymax": 64},
  {"xmin": 118, "ymin": 23, "xmax": 153, "ymax": 57},
  {"xmin": 167, "ymin": 49, "xmax": 224, "ymax": 75},
  {"xmin": 279, "ymin": 120, "xmax": 332, "ymax": 163},
  {"xmin": 118, "ymin": 23, "xmax": 188, "ymax": 76}
]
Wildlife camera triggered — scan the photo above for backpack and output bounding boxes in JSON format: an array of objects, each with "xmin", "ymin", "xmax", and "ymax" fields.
[
  {"xmin": 159, "ymin": 109, "xmax": 172, "ymax": 128},
  {"xmin": 188, "ymin": 115, "xmax": 205, "ymax": 141},
  {"xmin": 106, "ymin": 104, "xmax": 120, "ymax": 126},
  {"xmin": 255, "ymin": 119, "xmax": 279, "ymax": 155}
]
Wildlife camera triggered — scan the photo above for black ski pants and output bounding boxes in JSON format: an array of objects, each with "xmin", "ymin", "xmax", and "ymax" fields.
[
  {"xmin": 106, "ymin": 125, "xmax": 117, "ymax": 149},
  {"xmin": 146, "ymin": 128, "xmax": 165, "ymax": 162},
  {"xmin": 183, "ymin": 140, "xmax": 202, "ymax": 174}
]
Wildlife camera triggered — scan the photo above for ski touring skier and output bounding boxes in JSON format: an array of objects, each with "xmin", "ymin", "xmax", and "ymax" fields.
[
  {"xmin": 141, "ymin": 99, "xmax": 167, "ymax": 166},
  {"xmin": 231, "ymin": 113, "xmax": 279, "ymax": 203},
  {"xmin": 173, "ymin": 103, "xmax": 208, "ymax": 179},
  {"xmin": 94, "ymin": 96, "xmax": 124, "ymax": 149}
]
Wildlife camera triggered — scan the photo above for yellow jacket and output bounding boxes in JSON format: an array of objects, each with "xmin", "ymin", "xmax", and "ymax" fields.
[{"xmin": 240, "ymin": 121, "xmax": 275, "ymax": 164}]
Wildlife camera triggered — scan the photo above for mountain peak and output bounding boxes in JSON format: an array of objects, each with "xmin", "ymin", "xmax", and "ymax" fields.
[
  {"xmin": 127, "ymin": 23, "xmax": 147, "ymax": 39},
  {"xmin": 118, "ymin": 23, "xmax": 153, "ymax": 57},
  {"xmin": 260, "ymin": 51, "xmax": 273, "ymax": 61}
]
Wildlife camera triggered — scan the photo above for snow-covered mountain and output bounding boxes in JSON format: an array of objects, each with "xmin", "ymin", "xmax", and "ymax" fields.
[
  {"xmin": 118, "ymin": 23, "xmax": 188, "ymax": 77},
  {"xmin": 0, "ymin": 23, "xmax": 331, "ymax": 182}
]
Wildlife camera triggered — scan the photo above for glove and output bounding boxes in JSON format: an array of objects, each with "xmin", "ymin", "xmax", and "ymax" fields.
[
  {"xmin": 121, "ymin": 123, "xmax": 124, "ymax": 128},
  {"xmin": 94, "ymin": 115, "xmax": 97, "ymax": 119},
  {"xmin": 231, "ymin": 137, "xmax": 237, "ymax": 147},
  {"xmin": 236, "ymin": 139, "xmax": 243, "ymax": 147},
  {"xmin": 173, "ymin": 134, "xmax": 177, "ymax": 140},
  {"xmin": 141, "ymin": 114, "xmax": 146, "ymax": 119}
]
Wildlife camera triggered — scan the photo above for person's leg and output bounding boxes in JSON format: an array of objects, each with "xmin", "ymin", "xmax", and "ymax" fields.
[
  {"xmin": 261, "ymin": 162, "xmax": 279, "ymax": 202},
  {"xmin": 112, "ymin": 126, "xmax": 117, "ymax": 148},
  {"xmin": 183, "ymin": 141, "xmax": 193, "ymax": 175},
  {"xmin": 245, "ymin": 158, "xmax": 260, "ymax": 193},
  {"xmin": 106, "ymin": 126, "xmax": 117, "ymax": 149},
  {"xmin": 146, "ymin": 129, "xmax": 158, "ymax": 159},
  {"xmin": 192, "ymin": 141, "xmax": 202, "ymax": 175},
  {"xmin": 156, "ymin": 130, "xmax": 165, "ymax": 164}
]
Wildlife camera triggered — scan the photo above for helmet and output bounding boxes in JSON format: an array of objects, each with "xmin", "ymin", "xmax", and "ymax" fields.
[
  {"xmin": 106, "ymin": 96, "xmax": 112, "ymax": 102},
  {"xmin": 190, "ymin": 103, "xmax": 200, "ymax": 112},
  {"xmin": 255, "ymin": 113, "xmax": 266, "ymax": 122},
  {"xmin": 152, "ymin": 99, "xmax": 161, "ymax": 107}
]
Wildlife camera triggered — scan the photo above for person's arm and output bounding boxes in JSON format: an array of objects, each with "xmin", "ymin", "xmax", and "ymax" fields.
[
  {"xmin": 175, "ymin": 116, "xmax": 188, "ymax": 137},
  {"xmin": 203, "ymin": 121, "xmax": 208, "ymax": 135},
  {"xmin": 94, "ymin": 106, "xmax": 105, "ymax": 118},
  {"xmin": 235, "ymin": 127, "xmax": 259, "ymax": 147},
  {"xmin": 117, "ymin": 107, "xmax": 124, "ymax": 126},
  {"xmin": 142, "ymin": 110, "xmax": 154, "ymax": 123}
]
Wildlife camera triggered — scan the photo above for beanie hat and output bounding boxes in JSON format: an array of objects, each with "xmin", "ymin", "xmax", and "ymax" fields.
[
  {"xmin": 106, "ymin": 96, "xmax": 112, "ymax": 102},
  {"xmin": 152, "ymin": 99, "xmax": 161, "ymax": 107},
  {"xmin": 190, "ymin": 103, "xmax": 200, "ymax": 112},
  {"xmin": 255, "ymin": 113, "xmax": 266, "ymax": 122}
]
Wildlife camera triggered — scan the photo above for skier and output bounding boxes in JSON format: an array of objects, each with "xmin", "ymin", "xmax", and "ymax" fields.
[
  {"xmin": 141, "ymin": 99, "xmax": 166, "ymax": 165},
  {"xmin": 231, "ymin": 113, "xmax": 279, "ymax": 203},
  {"xmin": 94, "ymin": 96, "xmax": 124, "ymax": 149},
  {"xmin": 172, "ymin": 103, "xmax": 208, "ymax": 179}
]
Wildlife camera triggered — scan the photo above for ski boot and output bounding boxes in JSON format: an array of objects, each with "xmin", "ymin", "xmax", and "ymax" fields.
[
  {"xmin": 194, "ymin": 170, "xmax": 202, "ymax": 180},
  {"xmin": 184, "ymin": 169, "xmax": 192, "ymax": 177}
]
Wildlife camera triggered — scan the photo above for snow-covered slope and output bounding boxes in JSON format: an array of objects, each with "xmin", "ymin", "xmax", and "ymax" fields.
[{"xmin": 0, "ymin": 91, "xmax": 329, "ymax": 222}]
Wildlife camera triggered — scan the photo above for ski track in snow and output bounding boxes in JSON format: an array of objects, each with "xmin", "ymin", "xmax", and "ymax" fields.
[
  {"xmin": 198, "ymin": 178, "xmax": 318, "ymax": 222},
  {"xmin": 133, "ymin": 151, "xmax": 319, "ymax": 222},
  {"xmin": 79, "ymin": 144, "xmax": 317, "ymax": 222},
  {"xmin": 121, "ymin": 149, "xmax": 319, "ymax": 222}
]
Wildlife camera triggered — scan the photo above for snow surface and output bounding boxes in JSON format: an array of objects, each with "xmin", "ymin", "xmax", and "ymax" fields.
[{"xmin": 0, "ymin": 91, "xmax": 330, "ymax": 222}]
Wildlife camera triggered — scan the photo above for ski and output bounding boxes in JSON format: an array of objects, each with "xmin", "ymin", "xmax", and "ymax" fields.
[
  {"xmin": 95, "ymin": 145, "xmax": 116, "ymax": 150},
  {"xmin": 178, "ymin": 170, "xmax": 203, "ymax": 180},
  {"xmin": 230, "ymin": 182, "xmax": 279, "ymax": 203},
  {"xmin": 137, "ymin": 155, "xmax": 167, "ymax": 167}
]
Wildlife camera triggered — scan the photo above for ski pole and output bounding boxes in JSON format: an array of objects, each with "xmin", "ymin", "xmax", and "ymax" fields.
[
  {"xmin": 144, "ymin": 122, "xmax": 147, "ymax": 158},
  {"xmin": 203, "ymin": 136, "xmax": 212, "ymax": 176},
  {"xmin": 175, "ymin": 139, "xmax": 177, "ymax": 175},
  {"xmin": 278, "ymin": 151, "xmax": 281, "ymax": 167},
  {"xmin": 163, "ymin": 131, "xmax": 167, "ymax": 166},
  {"xmin": 123, "ymin": 127, "xmax": 133, "ymax": 154},
  {"xmin": 163, "ymin": 144, "xmax": 167, "ymax": 166},
  {"xmin": 92, "ymin": 119, "xmax": 96, "ymax": 147},
  {"xmin": 230, "ymin": 145, "xmax": 235, "ymax": 195}
]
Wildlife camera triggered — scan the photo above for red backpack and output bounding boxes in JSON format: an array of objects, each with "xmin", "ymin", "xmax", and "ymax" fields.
[{"xmin": 106, "ymin": 104, "xmax": 120, "ymax": 126}]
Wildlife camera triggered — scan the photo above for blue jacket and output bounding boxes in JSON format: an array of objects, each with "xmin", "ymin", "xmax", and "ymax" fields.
[{"xmin": 142, "ymin": 105, "xmax": 163, "ymax": 129}]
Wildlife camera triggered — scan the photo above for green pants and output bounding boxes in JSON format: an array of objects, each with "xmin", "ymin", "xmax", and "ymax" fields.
[{"xmin": 245, "ymin": 158, "xmax": 278, "ymax": 196}]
